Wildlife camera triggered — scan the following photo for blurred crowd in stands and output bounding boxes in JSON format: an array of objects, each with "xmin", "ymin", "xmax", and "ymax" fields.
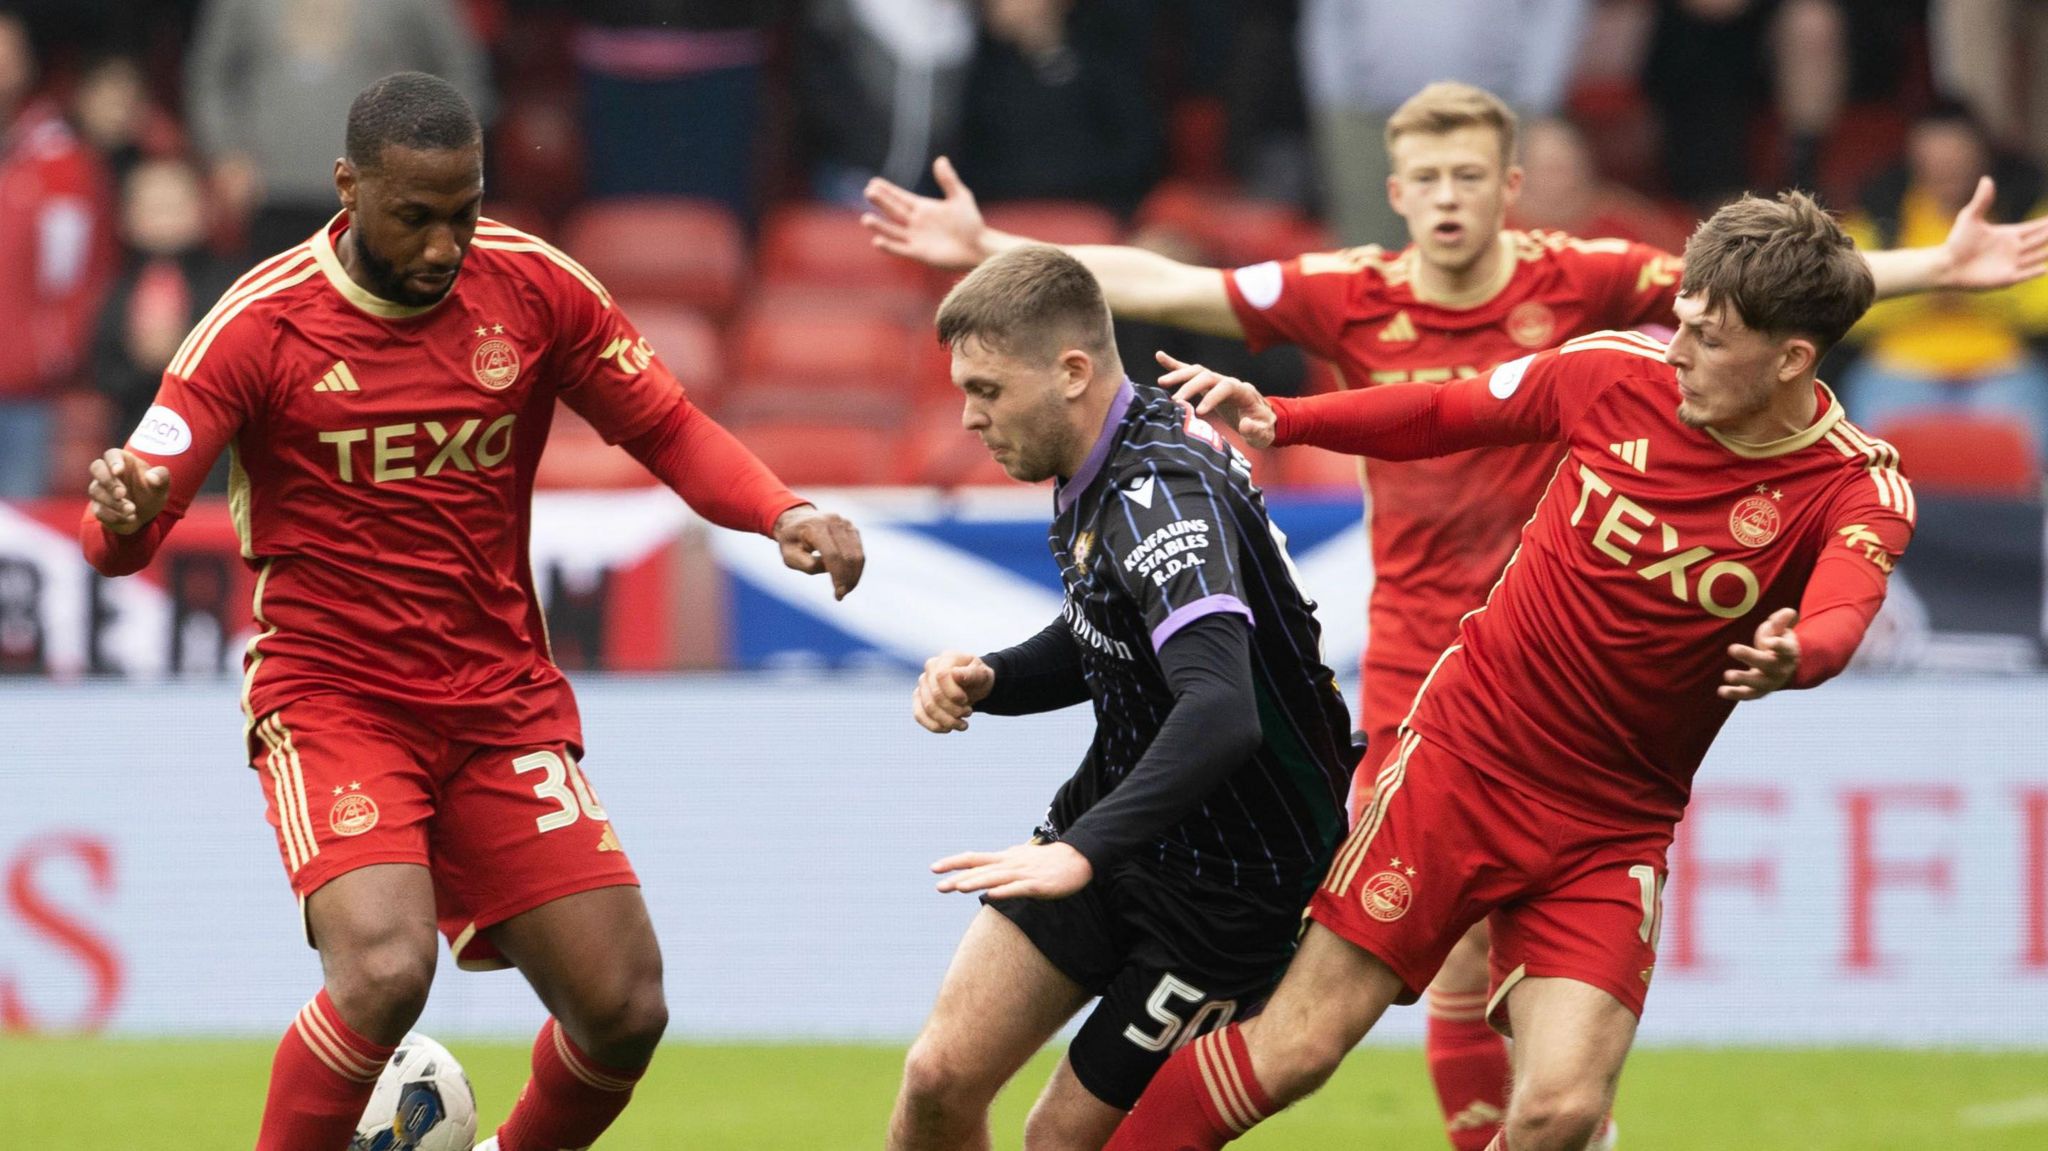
[{"xmin": 2, "ymin": 0, "xmax": 2045, "ymax": 499}]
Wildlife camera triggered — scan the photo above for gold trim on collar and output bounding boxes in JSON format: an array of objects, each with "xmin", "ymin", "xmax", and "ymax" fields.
[
  {"xmin": 1408, "ymin": 233, "xmax": 1518, "ymax": 309},
  {"xmin": 312, "ymin": 214, "xmax": 448, "ymax": 319},
  {"xmin": 1705, "ymin": 382, "xmax": 1846, "ymax": 459}
]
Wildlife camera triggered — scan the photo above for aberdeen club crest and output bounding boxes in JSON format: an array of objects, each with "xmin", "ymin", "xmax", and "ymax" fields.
[
  {"xmin": 1361, "ymin": 868, "xmax": 1415, "ymax": 922},
  {"xmin": 329, "ymin": 782, "xmax": 380, "ymax": 837},
  {"xmin": 471, "ymin": 331, "xmax": 521, "ymax": 391},
  {"xmin": 1729, "ymin": 486, "xmax": 1782, "ymax": 547}
]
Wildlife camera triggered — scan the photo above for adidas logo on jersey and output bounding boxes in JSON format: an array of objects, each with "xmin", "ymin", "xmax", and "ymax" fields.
[
  {"xmin": 1377, "ymin": 311, "xmax": 1417, "ymax": 343},
  {"xmin": 312, "ymin": 361, "xmax": 361, "ymax": 393},
  {"xmin": 1608, "ymin": 438, "xmax": 1649, "ymax": 472}
]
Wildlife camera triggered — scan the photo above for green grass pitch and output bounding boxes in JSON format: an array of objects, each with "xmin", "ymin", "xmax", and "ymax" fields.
[{"xmin": 6, "ymin": 1037, "xmax": 2047, "ymax": 1148}]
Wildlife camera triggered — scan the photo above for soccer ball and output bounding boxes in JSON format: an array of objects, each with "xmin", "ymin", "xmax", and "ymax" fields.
[{"xmin": 350, "ymin": 1032, "xmax": 479, "ymax": 1151}]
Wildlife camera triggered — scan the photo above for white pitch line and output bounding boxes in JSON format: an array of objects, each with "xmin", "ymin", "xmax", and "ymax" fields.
[{"xmin": 1959, "ymin": 1096, "xmax": 2048, "ymax": 1128}]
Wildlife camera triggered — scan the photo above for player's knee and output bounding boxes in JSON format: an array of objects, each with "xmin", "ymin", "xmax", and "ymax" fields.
[
  {"xmin": 611, "ymin": 979, "xmax": 670, "ymax": 1057},
  {"xmin": 565, "ymin": 974, "xmax": 669, "ymax": 1068},
  {"xmin": 1020, "ymin": 1095, "xmax": 1080, "ymax": 1149},
  {"xmin": 1247, "ymin": 1016, "xmax": 1349, "ymax": 1103},
  {"xmin": 899, "ymin": 1035, "xmax": 997, "ymax": 1115},
  {"xmin": 328, "ymin": 941, "xmax": 435, "ymax": 1039},
  {"xmin": 1505, "ymin": 1083, "xmax": 1606, "ymax": 1151}
]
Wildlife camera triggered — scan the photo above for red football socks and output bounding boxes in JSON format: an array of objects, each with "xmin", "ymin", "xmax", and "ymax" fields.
[
  {"xmin": 495, "ymin": 1017, "xmax": 648, "ymax": 1151},
  {"xmin": 254, "ymin": 988, "xmax": 395, "ymax": 1151},
  {"xmin": 1104, "ymin": 1023, "xmax": 1272, "ymax": 1151},
  {"xmin": 1426, "ymin": 988, "xmax": 1511, "ymax": 1150}
]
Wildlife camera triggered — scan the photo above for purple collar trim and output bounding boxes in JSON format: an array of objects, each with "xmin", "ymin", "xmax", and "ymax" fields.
[{"xmin": 1057, "ymin": 378, "xmax": 1136, "ymax": 514}]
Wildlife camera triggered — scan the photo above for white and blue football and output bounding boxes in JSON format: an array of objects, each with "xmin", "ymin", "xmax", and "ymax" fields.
[{"xmin": 350, "ymin": 1032, "xmax": 479, "ymax": 1151}]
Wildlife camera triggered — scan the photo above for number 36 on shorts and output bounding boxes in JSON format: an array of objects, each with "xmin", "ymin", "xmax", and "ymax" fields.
[{"xmin": 512, "ymin": 749, "xmax": 609, "ymax": 832}]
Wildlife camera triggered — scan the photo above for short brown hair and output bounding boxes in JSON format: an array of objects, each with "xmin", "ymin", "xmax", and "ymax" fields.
[
  {"xmin": 1386, "ymin": 82, "xmax": 1518, "ymax": 167},
  {"xmin": 936, "ymin": 245, "xmax": 1118, "ymax": 366},
  {"xmin": 1680, "ymin": 191, "xmax": 1875, "ymax": 350}
]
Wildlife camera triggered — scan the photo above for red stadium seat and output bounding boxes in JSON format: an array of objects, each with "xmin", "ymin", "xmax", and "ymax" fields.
[
  {"xmin": 535, "ymin": 405, "xmax": 659, "ymax": 490},
  {"xmin": 719, "ymin": 377, "xmax": 910, "ymax": 425},
  {"xmin": 743, "ymin": 278, "xmax": 935, "ymax": 326},
  {"xmin": 723, "ymin": 420, "xmax": 902, "ymax": 486},
  {"xmin": 617, "ymin": 302, "xmax": 724, "ymax": 404},
  {"xmin": 1137, "ymin": 182, "xmax": 1337, "ymax": 267},
  {"xmin": 902, "ymin": 406, "xmax": 1014, "ymax": 487},
  {"xmin": 729, "ymin": 302, "xmax": 921, "ymax": 395},
  {"xmin": 758, "ymin": 201, "xmax": 928, "ymax": 295},
  {"xmin": 982, "ymin": 201, "xmax": 1124, "ymax": 247},
  {"xmin": 561, "ymin": 198, "xmax": 747, "ymax": 317},
  {"xmin": 912, "ymin": 330, "xmax": 959, "ymax": 406},
  {"xmin": 1867, "ymin": 412, "xmax": 2041, "ymax": 497}
]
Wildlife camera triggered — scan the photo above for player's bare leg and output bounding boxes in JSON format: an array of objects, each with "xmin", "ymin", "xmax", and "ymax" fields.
[
  {"xmin": 254, "ymin": 863, "xmax": 438, "ymax": 1151},
  {"xmin": 491, "ymin": 884, "xmax": 668, "ymax": 1066},
  {"xmin": 890, "ymin": 907, "xmax": 1094, "ymax": 1151},
  {"xmin": 484, "ymin": 884, "xmax": 668, "ymax": 1151},
  {"xmin": 1022, "ymin": 1054, "xmax": 1127, "ymax": 1151},
  {"xmin": 1103, "ymin": 923, "xmax": 1405, "ymax": 1150},
  {"xmin": 1427, "ymin": 919, "xmax": 1512, "ymax": 1150},
  {"xmin": 1490, "ymin": 977, "xmax": 1636, "ymax": 1151},
  {"xmin": 1240, "ymin": 923, "xmax": 1404, "ymax": 1102},
  {"xmin": 308, "ymin": 862, "xmax": 441, "ymax": 1042}
]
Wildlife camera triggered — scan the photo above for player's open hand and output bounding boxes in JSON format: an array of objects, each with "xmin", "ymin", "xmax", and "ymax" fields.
[
  {"xmin": 1721, "ymin": 607, "xmax": 1801, "ymax": 701},
  {"xmin": 1939, "ymin": 175, "xmax": 2048, "ymax": 290},
  {"xmin": 1157, "ymin": 351, "xmax": 1277, "ymax": 449},
  {"xmin": 862, "ymin": 156, "xmax": 990, "ymax": 271},
  {"xmin": 87, "ymin": 448, "xmax": 171, "ymax": 536},
  {"xmin": 913, "ymin": 650, "xmax": 995, "ymax": 733},
  {"xmin": 932, "ymin": 840, "xmax": 1092, "ymax": 900},
  {"xmin": 773, "ymin": 505, "xmax": 865, "ymax": 600}
]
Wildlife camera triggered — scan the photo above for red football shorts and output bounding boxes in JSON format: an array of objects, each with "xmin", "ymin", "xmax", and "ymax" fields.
[
  {"xmin": 1310, "ymin": 730, "xmax": 1671, "ymax": 1030},
  {"xmin": 247, "ymin": 691, "xmax": 638, "ymax": 970}
]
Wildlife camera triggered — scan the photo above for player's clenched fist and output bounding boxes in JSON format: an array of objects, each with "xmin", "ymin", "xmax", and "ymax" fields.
[
  {"xmin": 1156, "ymin": 350, "xmax": 1277, "ymax": 449},
  {"xmin": 912, "ymin": 650, "xmax": 995, "ymax": 733},
  {"xmin": 87, "ymin": 448, "xmax": 171, "ymax": 536}
]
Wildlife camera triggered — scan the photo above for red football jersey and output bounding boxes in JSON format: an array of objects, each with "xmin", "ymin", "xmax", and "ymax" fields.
[
  {"xmin": 1383, "ymin": 331, "xmax": 1916, "ymax": 827},
  {"xmin": 1225, "ymin": 232, "xmax": 1684, "ymax": 734},
  {"xmin": 89, "ymin": 216, "xmax": 691, "ymax": 747}
]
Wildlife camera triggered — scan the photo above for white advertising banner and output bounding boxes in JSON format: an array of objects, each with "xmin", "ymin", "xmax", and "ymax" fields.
[{"xmin": 0, "ymin": 676, "xmax": 2042, "ymax": 1045}]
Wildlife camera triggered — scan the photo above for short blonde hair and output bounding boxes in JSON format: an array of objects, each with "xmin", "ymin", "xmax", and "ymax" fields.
[{"xmin": 1385, "ymin": 82, "xmax": 1519, "ymax": 167}]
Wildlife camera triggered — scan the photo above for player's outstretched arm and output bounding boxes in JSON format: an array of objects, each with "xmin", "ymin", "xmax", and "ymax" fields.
[
  {"xmin": 1719, "ymin": 608, "xmax": 1802, "ymax": 702},
  {"xmin": 862, "ymin": 157, "xmax": 1244, "ymax": 336},
  {"xmin": 916, "ymin": 618, "xmax": 1089, "ymax": 733},
  {"xmin": 611, "ymin": 398, "xmax": 864, "ymax": 598},
  {"xmin": 1157, "ymin": 350, "xmax": 1277, "ymax": 448},
  {"xmin": 1863, "ymin": 175, "xmax": 2048, "ymax": 297},
  {"xmin": 772, "ymin": 505, "xmax": 865, "ymax": 600}
]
